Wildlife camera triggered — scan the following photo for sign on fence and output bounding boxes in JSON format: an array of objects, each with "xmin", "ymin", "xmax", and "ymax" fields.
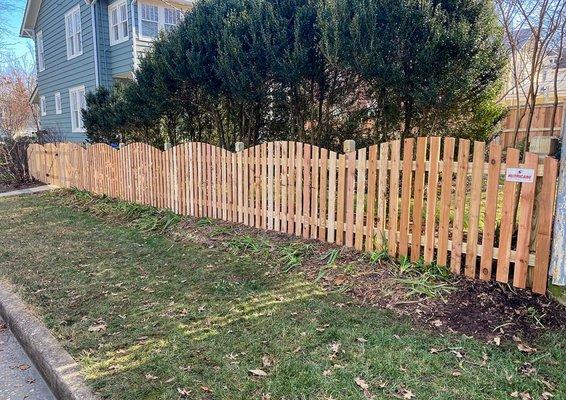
[{"xmin": 27, "ymin": 137, "xmax": 559, "ymax": 294}]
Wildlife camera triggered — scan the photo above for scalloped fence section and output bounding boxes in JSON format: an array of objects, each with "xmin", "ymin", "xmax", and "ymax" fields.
[{"xmin": 27, "ymin": 138, "xmax": 559, "ymax": 294}]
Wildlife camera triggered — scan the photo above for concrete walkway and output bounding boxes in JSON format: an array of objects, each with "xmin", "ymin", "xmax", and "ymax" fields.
[
  {"xmin": 0, "ymin": 318, "xmax": 55, "ymax": 400},
  {"xmin": 0, "ymin": 186, "xmax": 53, "ymax": 198}
]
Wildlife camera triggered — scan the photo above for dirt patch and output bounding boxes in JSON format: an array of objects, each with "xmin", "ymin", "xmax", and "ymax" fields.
[{"xmin": 0, "ymin": 181, "xmax": 43, "ymax": 194}]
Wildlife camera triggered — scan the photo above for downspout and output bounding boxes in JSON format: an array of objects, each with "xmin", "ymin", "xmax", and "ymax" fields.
[
  {"xmin": 131, "ymin": 0, "xmax": 139, "ymax": 72},
  {"xmin": 89, "ymin": 0, "xmax": 100, "ymax": 87}
]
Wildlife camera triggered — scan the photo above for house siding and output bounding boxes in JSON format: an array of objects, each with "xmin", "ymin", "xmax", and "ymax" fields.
[
  {"xmin": 35, "ymin": 0, "xmax": 97, "ymax": 142},
  {"xmin": 31, "ymin": 0, "xmax": 191, "ymax": 142}
]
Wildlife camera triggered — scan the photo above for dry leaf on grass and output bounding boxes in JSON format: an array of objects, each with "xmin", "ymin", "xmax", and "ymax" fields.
[
  {"xmin": 177, "ymin": 388, "xmax": 191, "ymax": 397},
  {"xmin": 88, "ymin": 323, "xmax": 107, "ymax": 332},
  {"xmin": 145, "ymin": 373, "xmax": 158, "ymax": 380},
  {"xmin": 394, "ymin": 388, "xmax": 415, "ymax": 399},
  {"xmin": 18, "ymin": 364, "xmax": 30, "ymax": 371},
  {"xmin": 249, "ymin": 369, "xmax": 268, "ymax": 377},
  {"xmin": 354, "ymin": 377, "xmax": 369, "ymax": 390},
  {"xmin": 262, "ymin": 356, "xmax": 273, "ymax": 368}
]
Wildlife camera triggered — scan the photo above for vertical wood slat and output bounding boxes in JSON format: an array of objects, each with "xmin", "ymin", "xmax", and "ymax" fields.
[
  {"xmin": 411, "ymin": 137, "xmax": 427, "ymax": 262},
  {"xmin": 310, "ymin": 146, "xmax": 319, "ymax": 239},
  {"xmin": 345, "ymin": 150, "xmax": 356, "ymax": 247},
  {"xmin": 302, "ymin": 144, "xmax": 311, "ymax": 239},
  {"xmin": 268, "ymin": 142, "xmax": 274, "ymax": 230},
  {"xmin": 532, "ymin": 157, "xmax": 559, "ymax": 293},
  {"xmin": 465, "ymin": 141, "xmax": 486, "ymax": 278},
  {"xmin": 388, "ymin": 140, "xmax": 401, "ymax": 257},
  {"xmin": 295, "ymin": 143, "xmax": 304, "ymax": 237},
  {"xmin": 327, "ymin": 152, "xmax": 338, "ymax": 244},
  {"xmin": 479, "ymin": 142, "xmax": 502, "ymax": 281},
  {"xmin": 376, "ymin": 143, "xmax": 389, "ymax": 251},
  {"xmin": 513, "ymin": 152, "xmax": 540, "ymax": 288},
  {"xmin": 354, "ymin": 148, "xmax": 367, "ymax": 251},
  {"xmin": 335, "ymin": 154, "xmax": 346, "ymax": 245},
  {"xmin": 287, "ymin": 142, "xmax": 296, "ymax": 235},
  {"xmin": 451, "ymin": 139, "xmax": 470, "ymax": 274},
  {"xmin": 280, "ymin": 142, "xmax": 288, "ymax": 232},
  {"xmin": 398, "ymin": 139, "xmax": 414, "ymax": 257},
  {"xmin": 437, "ymin": 138, "xmax": 455, "ymax": 266},
  {"xmin": 496, "ymin": 148, "xmax": 520, "ymax": 282},
  {"xmin": 318, "ymin": 148, "xmax": 329, "ymax": 241},
  {"xmin": 365, "ymin": 145, "xmax": 378, "ymax": 251},
  {"xmin": 424, "ymin": 137, "xmax": 441, "ymax": 264}
]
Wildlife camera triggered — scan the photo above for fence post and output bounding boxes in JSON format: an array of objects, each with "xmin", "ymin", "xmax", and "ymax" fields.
[
  {"xmin": 550, "ymin": 100, "xmax": 566, "ymax": 301},
  {"xmin": 235, "ymin": 142, "xmax": 245, "ymax": 152},
  {"xmin": 343, "ymin": 140, "xmax": 356, "ymax": 153}
]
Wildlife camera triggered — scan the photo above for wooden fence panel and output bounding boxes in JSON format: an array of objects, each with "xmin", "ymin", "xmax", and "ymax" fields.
[{"xmin": 26, "ymin": 137, "xmax": 559, "ymax": 294}]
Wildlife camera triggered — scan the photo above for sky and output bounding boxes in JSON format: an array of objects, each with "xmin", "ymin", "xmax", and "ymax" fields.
[{"xmin": 4, "ymin": 0, "xmax": 34, "ymax": 61}]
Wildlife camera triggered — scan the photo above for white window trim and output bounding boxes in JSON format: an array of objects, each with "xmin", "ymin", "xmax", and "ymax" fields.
[
  {"xmin": 137, "ymin": 2, "xmax": 183, "ymax": 41},
  {"xmin": 40, "ymin": 96, "xmax": 46, "ymax": 116},
  {"xmin": 54, "ymin": 92, "xmax": 62, "ymax": 115},
  {"xmin": 36, "ymin": 31, "xmax": 45, "ymax": 72},
  {"xmin": 109, "ymin": 0, "xmax": 129, "ymax": 46},
  {"xmin": 65, "ymin": 5, "xmax": 83, "ymax": 60},
  {"xmin": 69, "ymin": 85, "xmax": 86, "ymax": 133}
]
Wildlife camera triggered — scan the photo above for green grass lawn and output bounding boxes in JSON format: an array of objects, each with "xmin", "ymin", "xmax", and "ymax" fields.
[{"xmin": 0, "ymin": 192, "xmax": 564, "ymax": 400}]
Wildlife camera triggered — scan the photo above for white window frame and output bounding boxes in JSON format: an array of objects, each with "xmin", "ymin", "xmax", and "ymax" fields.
[
  {"xmin": 36, "ymin": 31, "xmax": 45, "ymax": 72},
  {"xmin": 69, "ymin": 85, "xmax": 86, "ymax": 133},
  {"xmin": 109, "ymin": 0, "xmax": 129, "ymax": 45},
  {"xmin": 65, "ymin": 5, "xmax": 83, "ymax": 60},
  {"xmin": 40, "ymin": 96, "xmax": 47, "ymax": 116},
  {"xmin": 138, "ymin": 2, "xmax": 183, "ymax": 41},
  {"xmin": 54, "ymin": 92, "xmax": 62, "ymax": 115}
]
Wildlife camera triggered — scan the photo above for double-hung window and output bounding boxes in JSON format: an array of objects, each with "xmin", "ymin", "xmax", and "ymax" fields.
[
  {"xmin": 140, "ymin": 4, "xmax": 159, "ymax": 39},
  {"xmin": 109, "ymin": 1, "xmax": 129, "ymax": 45},
  {"xmin": 139, "ymin": 3, "xmax": 183, "ymax": 39},
  {"xmin": 69, "ymin": 86, "xmax": 86, "ymax": 132},
  {"xmin": 40, "ymin": 96, "xmax": 46, "ymax": 116},
  {"xmin": 65, "ymin": 5, "xmax": 83, "ymax": 60},
  {"xmin": 54, "ymin": 92, "xmax": 62, "ymax": 115},
  {"xmin": 164, "ymin": 8, "xmax": 182, "ymax": 32},
  {"xmin": 36, "ymin": 31, "xmax": 45, "ymax": 71}
]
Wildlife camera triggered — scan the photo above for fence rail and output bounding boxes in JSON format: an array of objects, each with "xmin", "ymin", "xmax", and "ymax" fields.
[{"xmin": 27, "ymin": 137, "xmax": 559, "ymax": 294}]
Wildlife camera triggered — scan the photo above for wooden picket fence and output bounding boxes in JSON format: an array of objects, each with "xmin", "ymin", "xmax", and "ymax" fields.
[{"xmin": 27, "ymin": 137, "xmax": 559, "ymax": 294}]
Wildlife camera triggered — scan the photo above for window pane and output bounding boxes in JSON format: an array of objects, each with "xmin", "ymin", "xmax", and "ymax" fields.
[
  {"xmin": 113, "ymin": 25, "xmax": 119, "ymax": 41},
  {"xmin": 142, "ymin": 21, "xmax": 159, "ymax": 38},
  {"xmin": 112, "ymin": 9, "xmax": 118, "ymax": 25}
]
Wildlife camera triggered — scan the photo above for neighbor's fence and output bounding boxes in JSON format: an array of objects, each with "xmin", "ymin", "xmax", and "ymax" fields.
[{"xmin": 27, "ymin": 138, "xmax": 559, "ymax": 294}]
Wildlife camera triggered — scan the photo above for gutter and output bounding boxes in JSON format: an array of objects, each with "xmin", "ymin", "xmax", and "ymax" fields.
[
  {"xmin": 88, "ymin": 0, "xmax": 100, "ymax": 87},
  {"xmin": 131, "ymin": 0, "xmax": 139, "ymax": 71}
]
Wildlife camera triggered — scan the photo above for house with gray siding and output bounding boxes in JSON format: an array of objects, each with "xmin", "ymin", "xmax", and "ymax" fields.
[{"xmin": 20, "ymin": 0, "xmax": 193, "ymax": 142}]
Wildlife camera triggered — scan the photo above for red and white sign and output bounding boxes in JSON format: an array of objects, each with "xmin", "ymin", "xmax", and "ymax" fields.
[{"xmin": 505, "ymin": 168, "xmax": 535, "ymax": 183}]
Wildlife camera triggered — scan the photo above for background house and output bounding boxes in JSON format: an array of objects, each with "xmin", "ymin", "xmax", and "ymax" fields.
[{"xmin": 20, "ymin": 0, "xmax": 193, "ymax": 142}]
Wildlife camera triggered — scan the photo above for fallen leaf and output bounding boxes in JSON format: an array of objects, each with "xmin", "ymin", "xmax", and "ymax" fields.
[
  {"xmin": 354, "ymin": 377, "xmax": 369, "ymax": 390},
  {"xmin": 516, "ymin": 342, "xmax": 537, "ymax": 353},
  {"xmin": 145, "ymin": 373, "xmax": 158, "ymax": 380},
  {"xmin": 541, "ymin": 392, "xmax": 554, "ymax": 399},
  {"xmin": 18, "ymin": 364, "xmax": 30, "ymax": 371},
  {"xmin": 334, "ymin": 275, "xmax": 347, "ymax": 285},
  {"xmin": 429, "ymin": 348, "xmax": 440, "ymax": 354},
  {"xmin": 177, "ymin": 388, "xmax": 191, "ymax": 397},
  {"xmin": 323, "ymin": 370, "xmax": 332, "ymax": 377},
  {"xmin": 201, "ymin": 386, "xmax": 211, "ymax": 392},
  {"xmin": 395, "ymin": 388, "xmax": 415, "ymax": 399},
  {"xmin": 262, "ymin": 356, "xmax": 273, "ymax": 368},
  {"xmin": 88, "ymin": 323, "xmax": 107, "ymax": 333},
  {"xmin": 249, "ymin": 369, "xmax": 268, "ymax": 377},
  {"xmin": 493, "ymin": 337, "xmax": 501, "ymax": 346},
  {"xmin": 357, "ymin": 337, "xmax": 367, "ymax": 343},
  {"xmin": 451, "ymin": 371, "xmax": 462, "ymax": 376},
  {"xmin": 431, "ymin": 319, "xmax": 443, "ymax": 327}
]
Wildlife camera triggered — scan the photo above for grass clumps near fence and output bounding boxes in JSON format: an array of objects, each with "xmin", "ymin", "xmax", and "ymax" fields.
[{"xmin": 56, "ymin": 188, "xmax": 182, "ymax": 234}]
